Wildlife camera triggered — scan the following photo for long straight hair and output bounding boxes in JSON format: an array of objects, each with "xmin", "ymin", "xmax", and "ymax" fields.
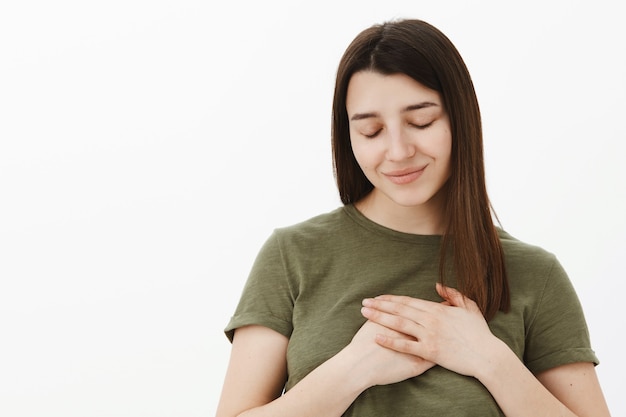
[{"xmin": 331, "ymin": 19, "xmax": 510, "ymax": 320}]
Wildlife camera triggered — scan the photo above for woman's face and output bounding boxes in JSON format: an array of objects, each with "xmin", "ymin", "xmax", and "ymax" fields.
[{"xmin": 346, "ymin": 71, "xmax": 452, "ymax": 211}]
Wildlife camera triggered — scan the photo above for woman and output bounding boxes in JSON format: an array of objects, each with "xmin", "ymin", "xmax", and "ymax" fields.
[{"xmin": 216, "ymin": 19, "xmax": 610, "ymax": 416}]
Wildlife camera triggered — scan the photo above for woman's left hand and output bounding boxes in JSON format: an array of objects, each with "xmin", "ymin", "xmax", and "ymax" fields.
[{"xmin": 360, "ymin": 283, "xmax": 501, "ymax": 378}]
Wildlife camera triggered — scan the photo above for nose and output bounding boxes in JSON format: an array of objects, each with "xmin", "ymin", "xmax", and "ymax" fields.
[{"xmin": 385, "ymin": 127, "xmax": 416, "ymax": 161}]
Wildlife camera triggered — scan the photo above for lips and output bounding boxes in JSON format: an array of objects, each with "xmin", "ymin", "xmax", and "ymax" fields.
[{"xmin": 384, "ymin": 165, "xmax": 427, "ymax": 185}]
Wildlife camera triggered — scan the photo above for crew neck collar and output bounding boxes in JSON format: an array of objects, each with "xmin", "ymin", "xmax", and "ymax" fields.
[{"xmin": 342, "ymin": 204, "xmax": 443, "ymax": 245}]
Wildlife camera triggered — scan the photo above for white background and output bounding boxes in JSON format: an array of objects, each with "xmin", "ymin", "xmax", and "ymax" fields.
[{"xmin": 1, "ymin": 1, "xmax": 624, "ymax": 416}]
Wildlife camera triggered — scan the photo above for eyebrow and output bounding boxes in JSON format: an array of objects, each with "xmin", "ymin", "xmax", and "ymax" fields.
[{"xmin": 350, "ymin": 102, "xmax": 439, "ymax": 121}]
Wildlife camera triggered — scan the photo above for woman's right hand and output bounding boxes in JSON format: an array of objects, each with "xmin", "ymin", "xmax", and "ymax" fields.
[
  {"xmin": 217, "ymin": 322, "xmax": 434, "ymax": 417},
  {"xmin": 343, "ymin": 319, "xmax": 435, "ymax": 388}
]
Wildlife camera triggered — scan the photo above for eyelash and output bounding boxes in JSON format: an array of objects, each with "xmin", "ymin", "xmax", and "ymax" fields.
[
  {"xmin": 411, "ymin": 121, "xmax": 434, "ymax": 130},
  {"xmin": 362, "ymin": 122, "xmax": 434, "ymax": 139},
  {"xmin": 363, "ymin": 130, "xmax": 381, "ymax": 139}
]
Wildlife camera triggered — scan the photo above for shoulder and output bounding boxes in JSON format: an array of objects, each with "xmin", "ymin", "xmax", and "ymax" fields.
[
  {"xmin": 497, "ymin": 228, "xmax": 558, "ymax": 265},
  {"xmin": 265, "ymin": 206, "xmax": 363, "ymax": 264},
  {"xmin": 496, "ymin": 229, "xmax": 571, "ymax": 294},
  {"xmin": 497, "ymin": 228, "xmax": 565, "ymax": 286},
  {"xmin": 273, "ymin": 206, "xmax": 350, "ymax": 243}
]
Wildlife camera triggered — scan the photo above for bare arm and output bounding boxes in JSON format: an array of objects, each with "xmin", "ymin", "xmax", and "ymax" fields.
[
  {"xmin": 215, "ymin": 323, "xmax": 434, "ymax": 417},
  {"xmin": 536, "ymin": 362, "xmax": 611, "ymax": 416},
  {"xmin": 215, "ymin": 325, "xmax": 365, "ymax": 417},
  {"xmin": 215, "ymin": 326, "xmax": 288, "ymax": 416},
  {"xmin": 361, "ymin": 284, "xmax": 611, "ymax": 417},
  {"xmin": 475, "ymin": 338, "xmax": 610, "ymax": 416}
]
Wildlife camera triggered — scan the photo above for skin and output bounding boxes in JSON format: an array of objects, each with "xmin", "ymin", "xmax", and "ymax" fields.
[
  {"xmin": 215, "ymin": 71, "xmax": 611, "ymax": 417},
  {"xmin": 347, "ymin": 71, "xmax": 452, "ymax": 235},
  {"xmin": 361, "ymin": 283, "xmax": 611, "ymax": 416}
]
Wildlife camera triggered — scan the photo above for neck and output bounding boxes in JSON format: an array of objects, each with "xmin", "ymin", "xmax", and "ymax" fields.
[{"xmin": 355, "ymin": 189, "xmax": 447, "ymax": 235}]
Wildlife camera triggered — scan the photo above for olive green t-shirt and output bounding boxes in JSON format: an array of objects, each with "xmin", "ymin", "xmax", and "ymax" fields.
[{"xmin": 225, "ymin": 205, "xmax": 598, "ymax": 416}]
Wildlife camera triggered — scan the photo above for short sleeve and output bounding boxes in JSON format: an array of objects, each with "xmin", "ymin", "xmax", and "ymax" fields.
[
  {"xmin": 224, "ymin": 231, "xmax": 295, "ymax": 342},
  {"xmin": 524, "ymin": 256, "xmax": 599, "ymax": 374}
]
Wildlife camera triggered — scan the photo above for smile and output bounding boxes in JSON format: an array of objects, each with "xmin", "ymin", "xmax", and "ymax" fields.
[{"xmin": 384, "ymin": 166, "xmax": 427, "ymax": 185}]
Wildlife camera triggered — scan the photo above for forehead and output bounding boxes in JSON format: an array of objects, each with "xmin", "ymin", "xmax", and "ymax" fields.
[{"xmin": 346, "ymin": 71, "xmax": 442, "ymax": 113}]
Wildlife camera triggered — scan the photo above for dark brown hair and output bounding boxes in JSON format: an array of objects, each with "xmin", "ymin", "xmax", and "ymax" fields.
[{"xmin": 331, "ymin": 19, "xmax": 510, "ymax": 320}]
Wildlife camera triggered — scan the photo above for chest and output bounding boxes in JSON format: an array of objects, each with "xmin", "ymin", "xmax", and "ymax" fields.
[{"xmin": 284, "ymin": 249, "xmax": 530, "ymax": 389}]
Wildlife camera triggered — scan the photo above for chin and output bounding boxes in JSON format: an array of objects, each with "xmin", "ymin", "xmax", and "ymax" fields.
[
  {"xmin": 389, "ymin": 194, "xmax": 435, "ymax": 208},
  {"xmin": 382, "ymin": 185, "xmax": 447, "ymax": 208}
]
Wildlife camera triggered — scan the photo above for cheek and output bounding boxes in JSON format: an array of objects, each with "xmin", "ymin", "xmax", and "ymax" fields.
[
  {"xmin": 441, "ymin": 139, "xmax": 452, "ymax": 162},
  {"xmin": 352, "ymin": 151, "xmax": 370, "ymax": 171},
  {"xmin": 429, "ymin": 131, "xmax": 452, "ymax": 161},
  {"xmin": 440, "ymin": 138, "xmax": 452, "ymax": 179},
  {"xmin": 350, "ymin": 141, "xmax": 374, "ymax": 170}
]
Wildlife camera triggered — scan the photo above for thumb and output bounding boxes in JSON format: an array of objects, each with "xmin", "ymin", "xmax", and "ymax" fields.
[{"xmin": 435, "ymin": 283, "xmax": 467, "ymax": 308}]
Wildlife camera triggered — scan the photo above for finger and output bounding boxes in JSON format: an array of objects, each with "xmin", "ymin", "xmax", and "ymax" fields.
[
  {"xmin": 375, "ymin": 333, "xmax": 422, "ymax": 357},
  {"xmin": 373, "ymin": 294, "xmax": 416, "ymax": 305},
  {"xmin": 436, "ymin": 283, "xmax": 482, "ymax": 313},
  {"xmin": 369, "ymin": 294, "xmax": 438, "ymax": 312},
  {"xmin": 363, "ymin": 297, "xmax": 433, "ymax": 320},
  {"xmin": 435, "ymin": 283, "xmax": 467, "ymax": 308},
  {"xmin": 361, "ymin": 306, "xmax": 422, "ymax": 337}
]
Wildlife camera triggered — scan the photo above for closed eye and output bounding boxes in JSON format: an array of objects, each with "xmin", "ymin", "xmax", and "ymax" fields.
[
  {"xmin": 362, "ymin": 129, "xmax": 382, "ymax": 138},
  {"xmin": 410, "ymin": 121, "xmax": 434, "ymax": 130}
]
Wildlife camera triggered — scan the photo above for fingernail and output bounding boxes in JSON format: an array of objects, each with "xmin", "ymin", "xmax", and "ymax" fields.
[{"xmin": 362, "ymin": 298, "xmax": 373, "ymax": 307}]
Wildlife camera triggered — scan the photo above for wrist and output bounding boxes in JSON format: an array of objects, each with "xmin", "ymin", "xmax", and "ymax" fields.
[
  {"xmin": 334, "ymin": 343, "xmax": 377, "ymax": 392},
  {"xmin": 474, "ymin": 336, "xmax": 516, "ymax": 385}
]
